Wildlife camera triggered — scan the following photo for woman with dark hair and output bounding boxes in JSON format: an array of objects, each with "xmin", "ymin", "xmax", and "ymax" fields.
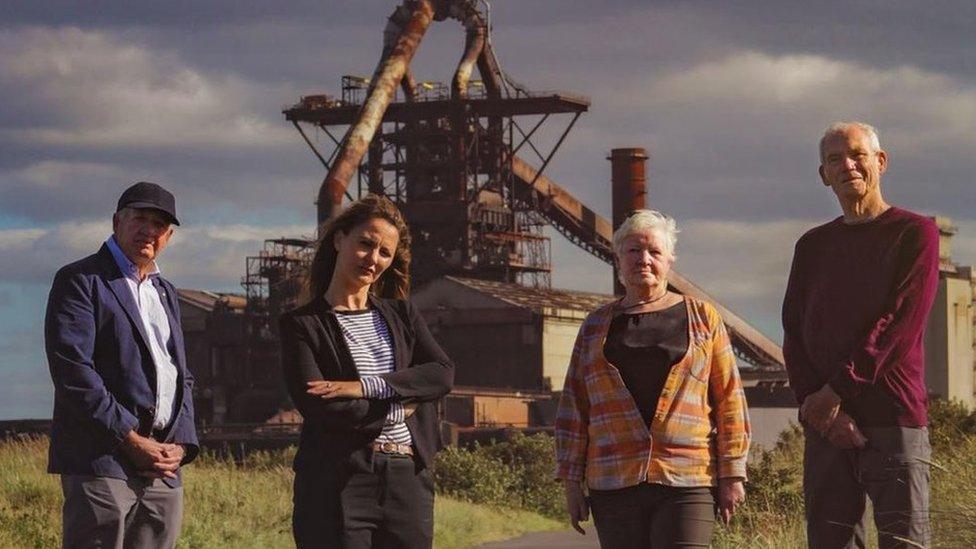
[{"xmin": 279, "ymin": 194, "xmax": 454, "ymax": 549}]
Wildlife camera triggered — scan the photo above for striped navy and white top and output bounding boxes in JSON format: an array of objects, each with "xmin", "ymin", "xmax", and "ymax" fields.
[{"xmin": 335, "ymin": 309, "xmax": 413, "ymax": 447}]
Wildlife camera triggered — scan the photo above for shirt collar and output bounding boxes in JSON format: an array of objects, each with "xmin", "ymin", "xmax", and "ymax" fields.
[{"xmin": 106, "ymin": 235, "xmax": 160, "ymax": 282}]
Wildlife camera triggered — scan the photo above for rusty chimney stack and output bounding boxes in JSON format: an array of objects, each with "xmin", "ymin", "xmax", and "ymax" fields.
[{"xmin": 609, "ymin": 147, "xmax": 649, "ymax": 295}]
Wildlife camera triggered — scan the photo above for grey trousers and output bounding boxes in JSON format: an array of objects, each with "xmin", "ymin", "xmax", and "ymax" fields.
[
  {"xmin": 61, "ymin": 475, "xmax": 184, "ymax": 549},
  {"xmin": 803, "ymin": 426, "xmax": 930, "ymax": 549}
]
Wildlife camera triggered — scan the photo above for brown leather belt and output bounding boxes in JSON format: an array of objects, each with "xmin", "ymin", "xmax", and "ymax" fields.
[{"xmin": 372, "ymin": 441, "xmax": 414, "ymax": 456}]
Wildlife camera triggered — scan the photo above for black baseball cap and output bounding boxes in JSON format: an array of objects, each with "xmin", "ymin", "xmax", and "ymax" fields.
[{"xmin": 116, "ymin": 181, "xmax": 180, "ymax": 226}]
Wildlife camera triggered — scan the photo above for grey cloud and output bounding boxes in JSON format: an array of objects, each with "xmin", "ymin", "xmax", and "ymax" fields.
[
  {"xmin": 0, "ymin": 26, "xmax": 328, "ymax": 224},
  {"xmin": 0, "ymin": 222, "xmax": 110, "ymax": 284},
  {"xmin": 1, "ymin": 1, "xmax": 974, "ymax": 335},
  {"xmin": 5, "ymin": 6, "xmax": 973, "ymax": 232},
  {"xmin": 1, "ymin": 1, "xmax": 378, "ymax": 28},
  {"xmin": 547, "ymin": 50, "xmax": 976, "ymax": 223},
  {"xmin": 669, "ymin": 217, "xmax": 822, "ymax": 343},
  {"xmin": 0, "ymin": 221, "xmax": 311, "ymax": 291},
  {"xmin": 163, "ymin": 223, "xmax": 312, "ymax": 290},
  {"xmin": 0, "ymin": 27, "xmax": 294, "ymax": 149},
  {"xmin": 549, "ymin": 228, "xmax": 614, "ymax": 295},
  {"xmin": 0, "ymin": 162, "xmax": 133, "ymax": 222},
  {"xmin": 4, "ymin": 2, "xmax": 974, "ymax": 84},
  {"xmin": 0, "ymin": 157, "xmax": 320, "ymax": 226}
]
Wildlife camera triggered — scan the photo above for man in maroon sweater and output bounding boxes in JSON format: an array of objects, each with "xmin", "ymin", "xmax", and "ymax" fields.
[{"xmin": 783, "ymin": 121, "xmax": 939, "ymax": 548}]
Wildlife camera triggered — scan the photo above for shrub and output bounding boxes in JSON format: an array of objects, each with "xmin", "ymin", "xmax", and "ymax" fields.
[
  {"xmin": 713, "ymin": 422, "xmax": 806, "ymax": 547},
  {"xmin": 432, "ymin": 444, "xmax": 513, "ymax": 507},
  {"xmin": 432, "ymin": 432, "xmax": 563, "ymax": 518},
  {"xmin": 928, "ymin": 398, "xmax": 976, "ymax": 450}
]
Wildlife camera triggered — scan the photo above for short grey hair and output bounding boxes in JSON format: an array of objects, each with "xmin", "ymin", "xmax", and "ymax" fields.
[
  {"xmin": 819, "ymin": 121, "xmax": 882, "ymax": 162},
  {"xmin": 612, "ymin": 209, "xmax": 679, "ymax": 258},
  {"xmin": 113, "ymin": 206, "xmax": 136, "ymax": 223},
  {"xmin": 113, "ymin": 206, "xmax": 175, "ymax": 229}
]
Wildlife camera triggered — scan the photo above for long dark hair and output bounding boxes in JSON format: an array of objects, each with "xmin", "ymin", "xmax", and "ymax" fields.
[{"xmin": 306, "ymin": 194, "xmax": 412, "ymax": 302}]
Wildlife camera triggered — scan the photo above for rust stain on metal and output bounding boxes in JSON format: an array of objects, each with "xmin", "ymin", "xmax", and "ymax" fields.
[
  {"xmin": 401, "ymin": 67, "xmax": 418, "ymax": 101},
  {"xmin": 609, "ymin": 147, "xmax": 649, "ymax": 295},
  {"xmin": 452, "ymin": 24, "xmax": 485, "ymax": 99},
  {"xmin": 384, "ymin": 4, "xmax": 419, "ymax": 102},
  {"xmin": 610, "ymin": 147, "xmax": 648, "ymax": 228},
  {"xmin": 318, "ymin": 0, "xmax": 435, "ymax": 228}
]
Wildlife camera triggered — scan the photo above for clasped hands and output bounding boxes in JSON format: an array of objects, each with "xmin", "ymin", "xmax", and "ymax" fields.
[
  {"xmin": 307, "ymin": 380, "xmax": 418, "ymax": 417},
  {"xmin": 122, "ymin": 430, "xmax": 185, "ymax": 479},
  {"xmin": 800, "ymin": 384, "xmax": 867, "ymax": 449}
]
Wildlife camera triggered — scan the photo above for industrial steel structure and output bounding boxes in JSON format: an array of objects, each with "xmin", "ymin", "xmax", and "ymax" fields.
[
  {"xmin": 182, "ymin": 0, "xmax": 793, "ymax": 440},
  {"xmin": 281, "ymin": 0, "xmax": 785, "ymax": 370}
]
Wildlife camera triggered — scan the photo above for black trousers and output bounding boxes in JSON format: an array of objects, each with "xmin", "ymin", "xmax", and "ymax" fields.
[
  {"xmin": 589, "ymin": 483, "xmax": 715, "ymax": 549},
  {"xmin": 293, "ymin": 453, "xmax": 435, "ymax": 549}
]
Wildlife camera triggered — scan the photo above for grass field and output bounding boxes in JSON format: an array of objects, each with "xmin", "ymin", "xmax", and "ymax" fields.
[
  {"xmin": 3, "ymin": 406, "xmax": 974, "ymax": 548},
  {"xmin": 0, "ymin": 437, "xmax": 563, "ymax": 549},
  {"xmin": 709, "ymin": 407, "xmax": 976, "ymax": 548}
]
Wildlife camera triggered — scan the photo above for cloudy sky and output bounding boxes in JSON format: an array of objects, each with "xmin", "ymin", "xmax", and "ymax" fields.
[{"xmin": 2, "ymin": 1, "xmax": 974, "ymax": 419}]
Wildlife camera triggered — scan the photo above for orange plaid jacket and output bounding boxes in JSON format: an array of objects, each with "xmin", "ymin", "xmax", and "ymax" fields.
[{"xmin": 554, "ymin": 297, "xmax": 751, "ymax": 490}]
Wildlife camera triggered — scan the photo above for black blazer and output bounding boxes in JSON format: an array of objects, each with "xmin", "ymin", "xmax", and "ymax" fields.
[{"xmin": 279, "ymin": 295, "xmax": 454, "ymax": 473}]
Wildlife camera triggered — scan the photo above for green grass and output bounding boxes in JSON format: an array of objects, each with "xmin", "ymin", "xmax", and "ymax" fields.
[
  {"xmin": 0, "ymin": 437, "xmax": 563, "ymax": 549},
  {"xmin": 710, "ymin": 404, "xmax": 976, "ymax": 548},
  {"xmin": 4, "ymin": 404, "xmax": 974, "ymax": 548},
  {"xmin": 433, "ymin": 499, "xmax": 564, "ymax": 549}
]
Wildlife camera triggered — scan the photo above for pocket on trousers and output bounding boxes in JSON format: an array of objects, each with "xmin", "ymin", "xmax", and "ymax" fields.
[
  {"xmin": 858, "ymin": 451, "xmax": 927, "ymax": 484},
  {"xmin": 418, "ymin": 467, "xmax": 436, "ymax": 494}
]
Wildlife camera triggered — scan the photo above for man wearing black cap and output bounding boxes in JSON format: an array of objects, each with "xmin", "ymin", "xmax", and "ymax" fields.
[{"xmin": 45, "ymin": 181, "xmax": 198, "ymax": 548}]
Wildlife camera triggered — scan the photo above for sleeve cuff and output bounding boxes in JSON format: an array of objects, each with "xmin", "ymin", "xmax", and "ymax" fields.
[
  {"xmin": 719, "ymin": 459, "xmax": 748, "ymax": 481},
  {"xmin": 361, "ymin": 376, "xmax": 396, "ymax": 399},
  {"xmin": 827, "ymin": 363, "xmax": 866, "ymax": 401},
  {"xmin": 110, "ymin": 412, "xmax": 140, "ymax": 444},
  {"xmin": 180, "ymin": 443, "xmax": 200, "ymax": 465},
  {"xmin": 385, "ymin": 402, "xmax": 405, "ymax": 425},
  {"xmin": 555, "ymin": 462, "xmax": 586, "ymax": 482}
]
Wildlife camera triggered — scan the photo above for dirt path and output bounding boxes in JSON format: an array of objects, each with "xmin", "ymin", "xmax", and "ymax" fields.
[{"xmin": 475, "ymin": 529, "xmax": 600, "ymax": 548}]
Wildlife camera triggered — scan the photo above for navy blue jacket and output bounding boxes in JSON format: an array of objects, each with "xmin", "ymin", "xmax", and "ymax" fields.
[{"xmin": 44, "ymin": 244, "xmax": 199, "ymax": 485}]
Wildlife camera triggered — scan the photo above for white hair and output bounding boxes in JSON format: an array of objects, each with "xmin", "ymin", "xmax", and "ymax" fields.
[
  {"xmin": 819, "ymin": 121, "xmax": 882, "ymax": 161},
  {"xmin": 113, "ymin": 206, "xmax": 175, "ymax": 230},
  {"xmin": 612, "ymin": 209, "xmax": 679, "ymax": 259},
  {"xmin": 114, "ymin": 206, "xmax": 136, "ymax": 223}
]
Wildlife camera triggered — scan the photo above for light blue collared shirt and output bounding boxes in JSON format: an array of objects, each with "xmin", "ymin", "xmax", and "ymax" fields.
[{"xmin": 106, "ymin": 236, "xmax": 179, "ymax": 430}]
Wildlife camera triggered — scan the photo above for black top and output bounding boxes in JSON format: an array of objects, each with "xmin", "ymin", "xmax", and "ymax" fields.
[
  {"xmin": 603, "ymin": 301, "xmax": 690, "ymax": 425},
  {"xmin": 279, "ymin": 296, "xmax": 455, "ymax": 473}
]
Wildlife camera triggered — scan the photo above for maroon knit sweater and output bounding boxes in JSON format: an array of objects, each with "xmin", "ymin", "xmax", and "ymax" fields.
[{"xmin": 782, "ymin": 207, "xmax": 939, "ymax": 427}]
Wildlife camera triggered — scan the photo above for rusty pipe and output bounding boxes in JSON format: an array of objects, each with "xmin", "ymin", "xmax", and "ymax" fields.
[
  {"xmin": 384, "ymin": 5, "xmax": 418, "ymax": 102},
  {"xmin": 401, "ymin": 67, "xmax": 417, "ymax": 102},
  {"xmin": 445, "ymin": 1, "xmax": 502, "ymax": 99},
  {"xmin": 476, "ymin": 38, "xmax": 504, "ymax": 98},
  {"xmin": 318, "ymin": 0, "xmax": 434, "ymax": 228},
  {"xmin": 452, "ymin": 24, "xmax": 485, "ymax": 99}
]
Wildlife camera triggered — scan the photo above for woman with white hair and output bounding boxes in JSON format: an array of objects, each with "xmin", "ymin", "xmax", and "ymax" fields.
[{"xmin": 554, "ymin": 210, "xmax": 751, "ymax": 548}]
